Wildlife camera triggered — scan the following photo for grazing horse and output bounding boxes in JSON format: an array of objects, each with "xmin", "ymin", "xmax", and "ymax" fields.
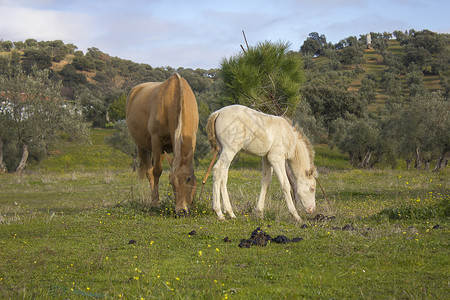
[
  {"xmin": 206, "ymin": 105, "xmax": 317, "ymax": 221},
  {"xmin": 126, "ymin": 73, "xmax": 198, "ymax": 216}
]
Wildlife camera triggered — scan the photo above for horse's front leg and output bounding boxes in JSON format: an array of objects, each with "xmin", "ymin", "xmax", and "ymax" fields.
[
  {"xmin": 269, "ymin": 156, "xmax": 302, "ymax": 222},
  {"xmin": 254, "ymin": 156, "xmax": 273, "ymax": 218},
  {"xmin": 150, "ymin": 138, "xmax": 164, "ymax": 206}
]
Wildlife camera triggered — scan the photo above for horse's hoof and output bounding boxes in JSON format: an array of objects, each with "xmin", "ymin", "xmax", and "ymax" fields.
[{"xmin": 217, "ymin": 216, "xmax": 226, "ymax": 221}]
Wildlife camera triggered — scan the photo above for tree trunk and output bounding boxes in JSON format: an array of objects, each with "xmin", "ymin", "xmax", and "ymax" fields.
[
  {"xmin": 359, "ymin": 150, "xmax": 373, "ymax": 168},
  {"xmin": 433, "ymin": 149, "xmax": 450, "ymax": 172},
  {"xmin": 0, "ymin": 139, "xmax": 7, "ymax": 173},
  {"xmin": 15, "ymin": 142, "xmax": 29, "ymax": 173},
  {"xmin": 424, "ymin": 159, "xmax": 431, "ymax": 171},
  {"xmin": 415, "ymin": 147, "xmax": 422, "ymax": 169}
]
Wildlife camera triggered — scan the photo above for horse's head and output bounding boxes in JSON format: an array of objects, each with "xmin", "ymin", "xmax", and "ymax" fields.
[
  {"xmin": 166, "ymin": 152, "xmax": 197, "ymax": 216},
  {"xmin": 296, "ymin": 166, "xmax": 318, "ymax": 214}
]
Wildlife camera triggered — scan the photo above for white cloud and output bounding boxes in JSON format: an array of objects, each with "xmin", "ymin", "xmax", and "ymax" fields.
[{"xmin": 0, "ymin": 4, "xmax": 92, "ymax": 44}]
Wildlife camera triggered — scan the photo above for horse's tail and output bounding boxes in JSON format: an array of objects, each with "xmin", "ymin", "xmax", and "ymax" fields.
[{"xmin": 206, "ymin": 111, "xmax": 220, "ymax": 152}]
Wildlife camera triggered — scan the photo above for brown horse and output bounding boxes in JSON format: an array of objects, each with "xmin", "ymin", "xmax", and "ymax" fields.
[{"xmin": 126, "ymin": 73, "xmax": 199, "ymax": 215}]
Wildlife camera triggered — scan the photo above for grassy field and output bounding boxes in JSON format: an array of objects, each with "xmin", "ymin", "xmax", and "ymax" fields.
[{"xmin": 0, "ymin": 129, "xmax": 448, "ymax": 299}]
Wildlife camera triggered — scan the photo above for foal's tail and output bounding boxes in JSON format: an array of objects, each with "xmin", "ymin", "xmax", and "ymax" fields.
[{"xmin": 206, "ymin": 111, "xmax": 220, "ymax": 152}]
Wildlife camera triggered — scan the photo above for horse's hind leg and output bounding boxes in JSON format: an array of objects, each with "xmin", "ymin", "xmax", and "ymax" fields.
[
  {"xmin": 212, "ymin": 150, "xmax": 236, "ymax": 220},
  {"xmin": 255, "ymin": 156, "xmax": 273, "ymax": 218},
  {"xmin": 212, "ymin": 161, "xmax": 224, "ymax": 220},
  {"xmin": 137, "ymin": 147, "xmax": 159, "ymax": 205},
  {"xmin": 220, "ymin": 164, "xmax": 236, "ymax": 219}
]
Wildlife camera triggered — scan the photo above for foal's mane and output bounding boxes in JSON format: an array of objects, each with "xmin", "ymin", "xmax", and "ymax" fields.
[{"xmin": 283, "ymin": 117, "xmax": 314, "ymax": 168}]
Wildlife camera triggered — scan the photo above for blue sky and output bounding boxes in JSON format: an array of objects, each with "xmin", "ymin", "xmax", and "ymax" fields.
[{"xmin": 0, "ymin": 0, "xmax": 449, "ymax": 69}]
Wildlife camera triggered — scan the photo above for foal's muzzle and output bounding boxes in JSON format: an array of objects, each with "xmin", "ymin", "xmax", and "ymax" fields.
[{"xmin": 306, "ymin": 206, "xmax": 315, "ymax": 214}]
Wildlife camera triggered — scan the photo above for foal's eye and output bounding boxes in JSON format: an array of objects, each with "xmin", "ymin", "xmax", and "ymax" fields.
[{"xmin": 186, "ymin": 176, "xmax": 191, "ymax": 183}]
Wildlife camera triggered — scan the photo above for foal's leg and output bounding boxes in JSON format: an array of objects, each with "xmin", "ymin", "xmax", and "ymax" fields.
[
  {"xmin": 212, "ymin": 150, "xmax": 236, "ymax": 220},
  {"xmin": 254, "ymin": 156, "xmax": 273, "ymax": 218},
  {"xmin": 268, "ymin": 156, "xmax": 302, "ymax": 222},
  {"xmin": 220, "ymin": 158, "xmax": 236, "ymax": 219}
]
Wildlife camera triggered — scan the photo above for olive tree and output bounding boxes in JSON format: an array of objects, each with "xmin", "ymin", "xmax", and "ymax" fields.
[
  {"xmin": 386, "ymin": 92, "xmax": 449, "ymax": 170},
  {"xmin": 0, "ymin": 65, "xmax": 89, "ymax": 173},
  {"xmin": 331, "ymin": 117, "xmax": 383, "ymax": 168}
]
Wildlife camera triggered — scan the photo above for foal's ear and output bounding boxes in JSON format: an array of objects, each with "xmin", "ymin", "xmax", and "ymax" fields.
[
  {"xmin": 306, "ymin": 166, "xmax": 318, "ymax": 178},
  {"xmin": 165, "ymin": 152, "xmax": 174, "ymax": 167}
]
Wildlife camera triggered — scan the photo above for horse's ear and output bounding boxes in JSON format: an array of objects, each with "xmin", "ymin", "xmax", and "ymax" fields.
[{"xmin": 165, "ymin": 152, "xmax": 174, "ymax": 167}]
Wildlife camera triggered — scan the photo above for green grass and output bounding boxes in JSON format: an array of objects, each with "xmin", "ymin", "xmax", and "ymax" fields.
[
  {"xmin": 0, "ymin": 131, "xmax": 448, "ymax": 299},
  {"xmin": 31, "ymin": 128, "xmax": 132, "ymax": 173}
]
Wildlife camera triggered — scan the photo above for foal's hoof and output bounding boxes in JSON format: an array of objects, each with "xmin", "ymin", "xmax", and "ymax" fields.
[
  {"xmin": 253, "ymin": 211, "xmax": 264, "ymax": 219},
  {"xmin": 217, "ymin": 216, "xmax": 226, "ymax": 221}
]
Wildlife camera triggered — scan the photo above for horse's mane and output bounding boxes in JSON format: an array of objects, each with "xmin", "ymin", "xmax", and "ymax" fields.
[{"xmin": 172, "ymin": 73, "xmax": 184, "ymax": 171}]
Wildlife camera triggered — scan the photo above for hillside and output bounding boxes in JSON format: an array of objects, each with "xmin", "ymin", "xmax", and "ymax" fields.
[
  {"xmin": 305, "ymin": 37, "xmax": 448, "ymax": 112},
  {"xmin": 1, "ymin": 29, "xmax": 449, "ymax": 171},
  {"xmin": 1, "ymin": 31, "xmax": 448, "ymax": 116}
]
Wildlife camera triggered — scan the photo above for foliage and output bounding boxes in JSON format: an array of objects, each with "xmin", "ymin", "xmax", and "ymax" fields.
[
  {"xmin": 72, "ymin": 55, "xmax": 95, "ymax": 71},
  {"xmin": 302, "ymin": 86, "xmax": 367, "ymax": 127},
  {"xmin": 76, "ymin": 87, "xmax": 107, "ymax": 128},
  {"xmin": 59, "ymin": 64, "xmax": 87, "ymax": 86},
  {"xmin": 300, "ymin": 32, "xmax": 328, "ymax": 56},
  {"xmin": 358, "ymin": 75, "xmax": 377, "ymax": 104},
  {"xmin": 21, "ymin": 48, "xmax": 52, "ymax": 73},
  {"xmin": 338, "ymin": 44, "xmax": 365, "ymax": 65},
  {"xmin": 108, "ymin": 92, "xmax": 127, "ymax": 122},
  {"xmin": 221, "ymin": 40, "xmax": 305, "ymax": 117}
]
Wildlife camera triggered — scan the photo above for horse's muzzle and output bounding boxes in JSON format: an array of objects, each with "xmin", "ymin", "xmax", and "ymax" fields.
[{"xmin": 176, "ymin": 208, "xmax": 190, "ymax": 218}]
